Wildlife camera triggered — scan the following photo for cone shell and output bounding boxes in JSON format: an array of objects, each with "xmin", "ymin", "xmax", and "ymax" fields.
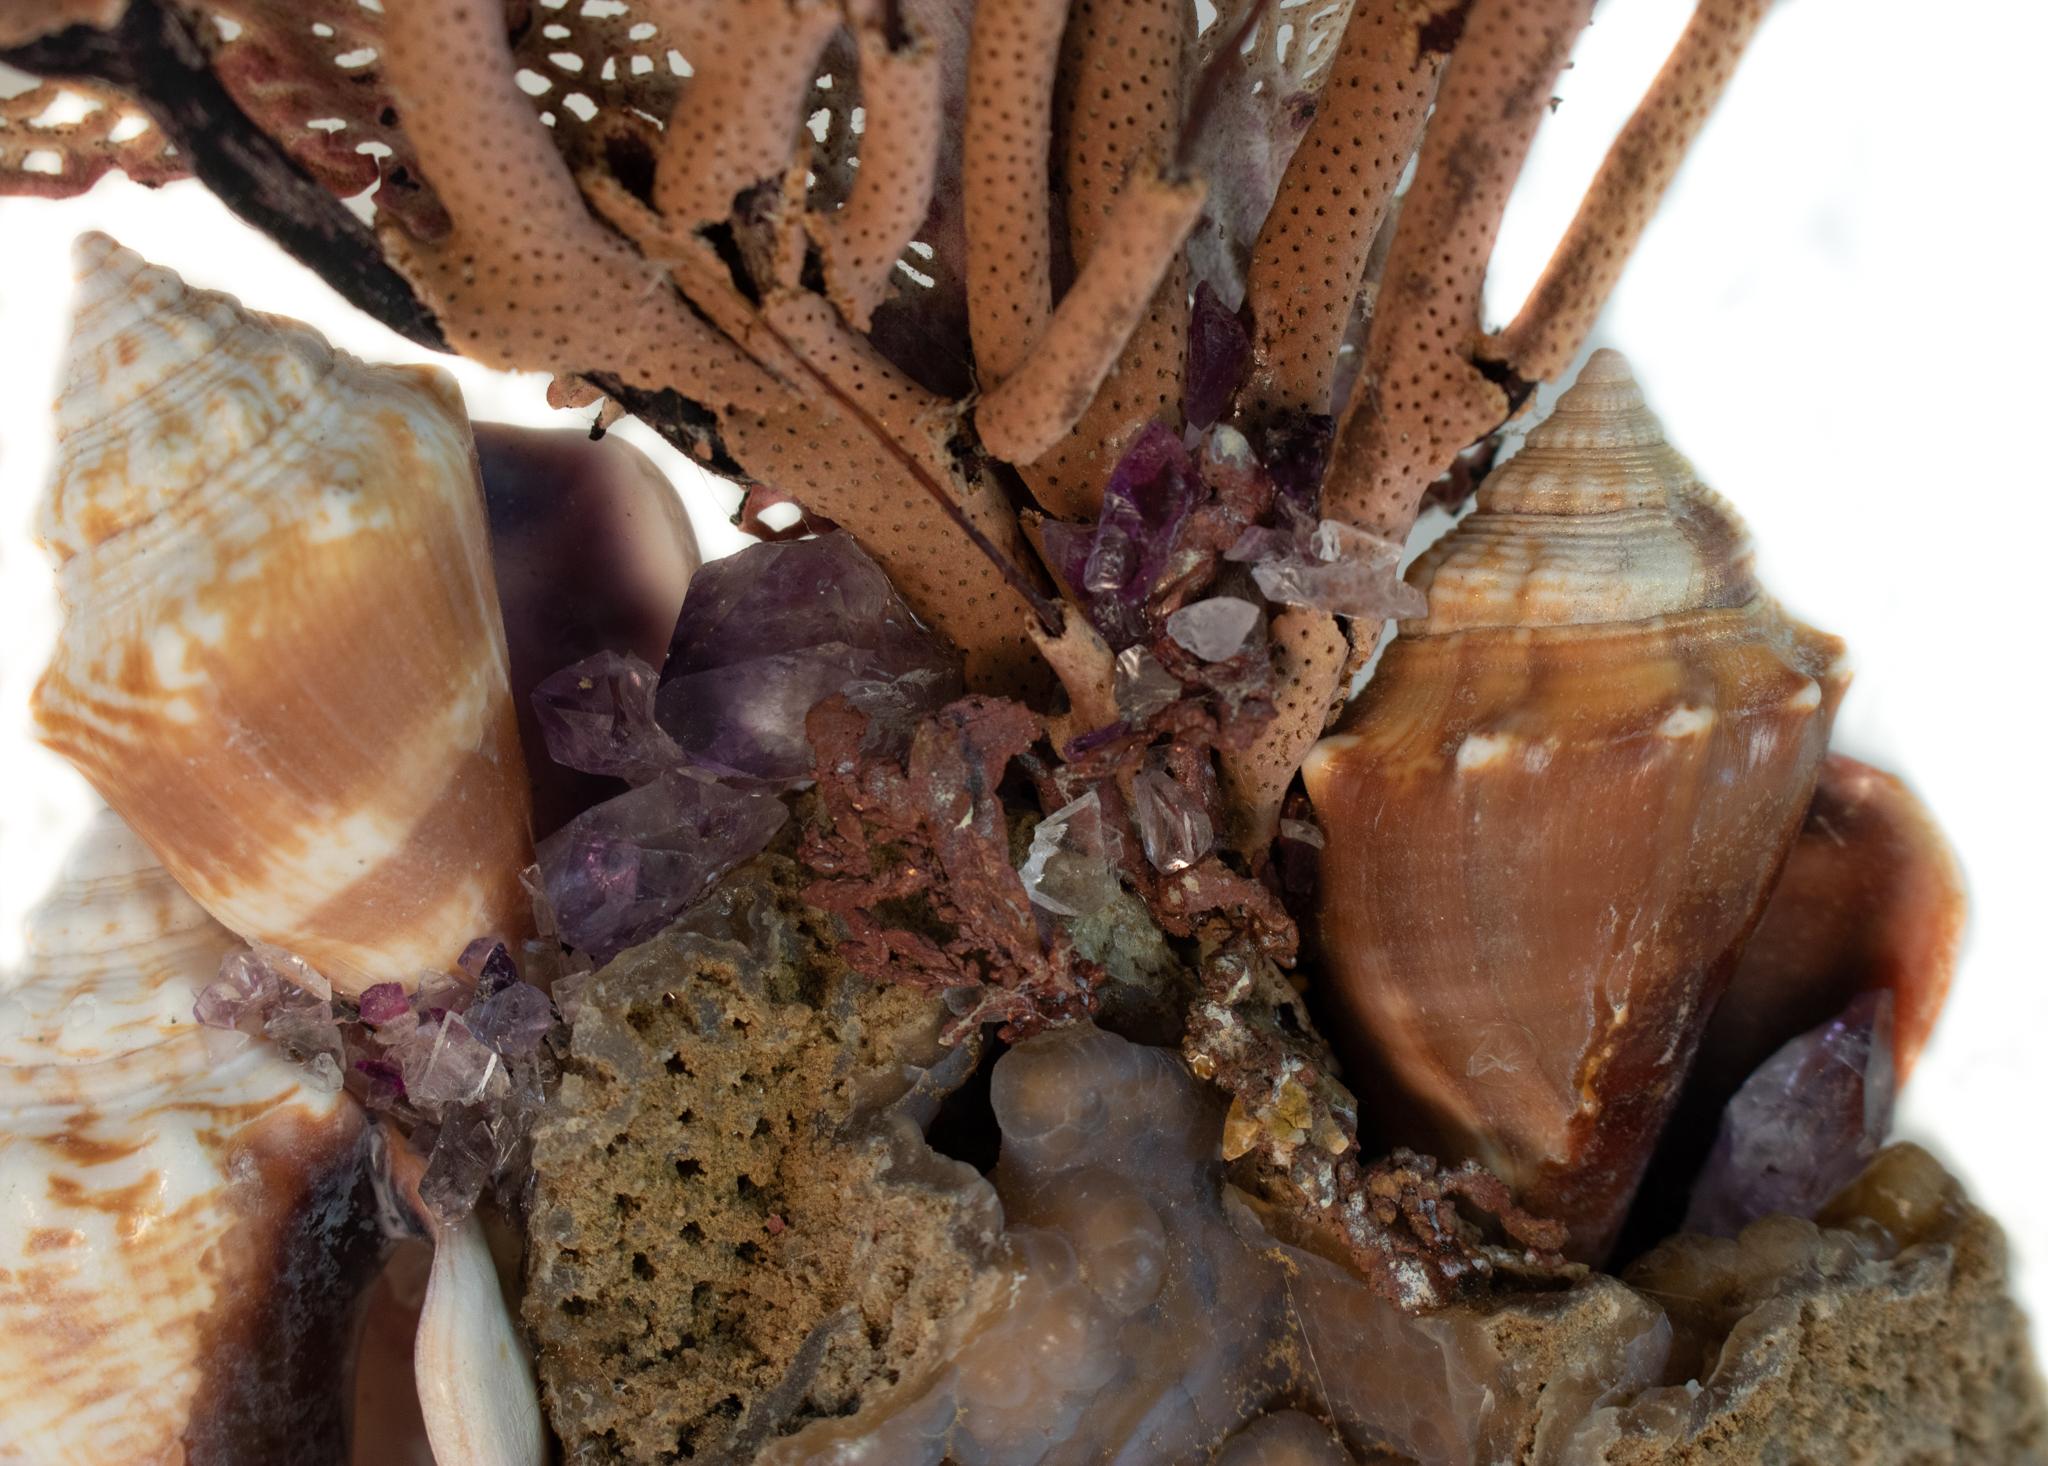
[
  {"xmin": 0, "ymin": 807, "xmax": 372, "ymax": 1460},
  {"xmin": 33, "ymin": 234, "xmax": 533, "ymax": 995},
  {"xmin": 1303, "ymin": 350, "xmax": 1847, "ymax": 1259}
]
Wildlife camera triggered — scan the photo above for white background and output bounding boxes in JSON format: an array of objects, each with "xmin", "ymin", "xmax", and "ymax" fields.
[{"xmin": 2, "ymin": 0, "xmax": 2043, "ymax": 1329}]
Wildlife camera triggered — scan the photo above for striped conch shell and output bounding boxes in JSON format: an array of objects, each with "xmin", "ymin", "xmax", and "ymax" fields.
[
  {"xmin": 0, "ymin": 806, "xmax": 373, "ymax": 1462},
  {"xmin": 33, "ymin": 234, "xmax": 533, "ymax": 996},
  {"xmin": 1304, "ymin": 350, "xmax": 1849, "ymax": 1259}
]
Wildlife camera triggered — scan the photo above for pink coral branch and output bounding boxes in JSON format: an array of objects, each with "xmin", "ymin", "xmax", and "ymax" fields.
[
  {"xmin": 963, "ymin": 0, "xmax": 1069, "ymax": 384},
  {"xmin": 1482, "ymin": 0, "xmax": 1772, "ymax": 381},
  {"xmin": 810, "ymin": 10, "xmax": 945, "ymax": 332},
  {"xmin": 1242, "ymin": 1, "xmax": 1449, "ymax": 416},
  {"xmin": 378, "ymin": 0, "xmax": 784, "ymax": 410},
  {"xmin": 645, "ymin": 0, "xmax": 842, "ymax": 239},
  {"xmin": 974, "ymin": 164, "xmax": 1207, "ymax": 465}
]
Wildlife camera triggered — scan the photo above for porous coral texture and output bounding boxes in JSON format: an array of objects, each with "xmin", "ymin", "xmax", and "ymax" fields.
[
  {"xmin": 1020, "ymin": 0, "xmax": 1192, "ymax": 519},
  {"xmin": 524, "ymin": 857, "xmax": 1000, "ymax": 1463},
  {"xmin": 1320, "ymin": 0, "xmax": 1595, "ymax": 539},
  {"xmin": 1243, "ymin": 1, "xmax": 1448, "ymax": 417}
]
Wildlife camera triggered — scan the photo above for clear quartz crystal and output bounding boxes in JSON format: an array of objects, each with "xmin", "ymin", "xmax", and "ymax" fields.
[
  {"xmin": 1165, "ymin": 597, "xmax": 1261, "ymax": 662},
  {"xmin": 1249, "ymin": 518, "xmax": 1427, "ymax": 621},
  {"xmin": 1132, "ymin": 769, "xmax": 1213, "ymax": 873},
  {"xmin": 1113, "ymin": 646, "xmax": 1183, "ymax": 722},
  {"xmin": 1019, "ymin": 791, "xmax": 1122, "ymax": 917}
]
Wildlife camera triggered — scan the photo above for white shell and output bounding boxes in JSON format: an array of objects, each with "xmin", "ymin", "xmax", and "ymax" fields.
[
  {"xmin": 0, "ymin": 807, "xmax": 363, "ymax": 1461},
  {"xmin": 33, "ymin": 234, "xmax": 533, "ymax": 996},
  {"xmin": 415, "ymin": 1214, "xmax": 547, "ymax": 1466}
]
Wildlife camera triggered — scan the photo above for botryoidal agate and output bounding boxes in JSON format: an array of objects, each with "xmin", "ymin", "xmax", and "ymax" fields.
[{"xmin": 527, "ymin": 864, "xmax": 2045, "ymax": 1465}]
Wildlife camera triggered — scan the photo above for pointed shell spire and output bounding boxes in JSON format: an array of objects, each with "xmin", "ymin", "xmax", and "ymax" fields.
[
  {"xmin": 33, "ymin": 235, "xmax": 534, "ymax": 995},
  {"xmin": 1304, "ymin": 349, "xmax": 1848, "ymax": 1259},
  {"xmin": 1406, "ymin": 347, "xmax": 1759, "ymax": 631}
]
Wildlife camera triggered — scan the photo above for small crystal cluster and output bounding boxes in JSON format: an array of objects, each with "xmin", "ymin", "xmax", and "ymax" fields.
[
  {"xmin": 195, "ymin": 936, "xmax": 561, "ymax": 1226},
  {"xmin": 532, "ymin": 533, "xmax": 959, "ymax": 961}
]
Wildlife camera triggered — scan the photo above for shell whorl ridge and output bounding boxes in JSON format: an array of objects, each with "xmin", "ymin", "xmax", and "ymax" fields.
[
  {"xmin": 1404, "ymin": 348, "xmax": 1760, "ymax": 632},
  {"xmin": 33, "ymin": 234, "xmax": 534, "ymax": 995},
  {"xmin": 1304, "ymin": 348, "xmax": 1848, "ymax": 1259},
  {"xmin": 0, "ymin": 808, "xmax": 364, "ymax": 1462}
]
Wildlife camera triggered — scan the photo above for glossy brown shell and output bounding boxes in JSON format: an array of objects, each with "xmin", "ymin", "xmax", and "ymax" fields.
[{"xmin": 1304, "ymin": 351, "xmax": 1847, "ymax": 1258}]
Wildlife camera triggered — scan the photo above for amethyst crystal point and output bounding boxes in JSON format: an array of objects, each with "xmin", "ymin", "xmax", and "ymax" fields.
[
  {"xmin": 466, "ymin": 979, "xmax": 556, "ymax": 1057},
  {"xmin": 357, "ymin": 982, "xmax": 411, "ymax": 1026},
  {"xmin": 1166, "ymin": 596, "xmax": 1261, "ymax": 662},
  {"xmin": 536, "ymin": 769, "xmax": 789, "ymax": 961},
  {"xmin": 1132, "ymin": 769, "xmax": 1214, "ymax": 874},
  {"xmin": 1230, "ymin": 503, "xmax": 1425, "ymax": 621},
  {"xmin": 1685, "ymin": 990, "xmax": 1897, "ymax": 1238},
  {"xmin": 1085, "ymin": 423, "xmax": 1197, "ymax": 608},
  {"xmin": 1254, "ymin": 411, "xmax": 1336, "ymax": 508},
  {"xmin": 657, "ymin": 534, "xmax": 959, "ymax": 783},
  {"xmin": 1019, "ymin": 791, "xmax": 1122, "ymax": 918},
  {"xmin": 533, "ymin": 651, "xmax": 679, "ymax": 786},
  {"xmin": 1184, "ymin": 280, "xmax": 1251, "ymax": 430}
]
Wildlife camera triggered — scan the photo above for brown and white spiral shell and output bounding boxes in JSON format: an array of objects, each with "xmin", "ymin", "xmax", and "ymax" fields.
[
  {"xmin": 1304, "ymin": 350, "xmax": 1848, "ymax": 1258},
  {"xmin": 32, "ymin": 234, "xmax": 533, "ymax": 996},
  {"xmin": 0, "ymin": 806, "xmax": 370, "ymax": 1461}
]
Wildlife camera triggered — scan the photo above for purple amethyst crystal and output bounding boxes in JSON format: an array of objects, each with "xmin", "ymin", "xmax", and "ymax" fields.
[
  {"xmin": 533, "ymin": 651, "xmax": 681, "ymax": 786},
  {"xmin": 197, "ymin": 944, "xmax": 344, "ymax": 1085},
  {"xmin": 536, "ymin": 770, "xmax": 790, "ymax": 960},
  {"xmin": 656, "ymin": 534, "xmax": 960, "ymax": 783},
  {"xmin": 1226, "ymin": 500, "xmax": 1425, "ymax": 622},
  {"xmin": 1166, "ymin": 596, "xmax": 1261, "ymax": 662},
  {"xmin": 1255, "ymin": 411, "xmax": 1335, "ymax": 508},
  {"xmin": 1684, "ymin": 990, "xmax": 1897, "ymax": 1238},
  {"xmin": 466, "ymin": 979, "xmax": 557, "ymax": 1057},
  {"xmin": 1184, "ymin": 281, "xmax": 1251, "ymax": 429},
  {"xmin": 1086, "ymin": 424, "xmax": 1197, "ymax": 604},
  {"xmin": 357, "ymin": 982, "xmax": 411, "ymax": 1026}
]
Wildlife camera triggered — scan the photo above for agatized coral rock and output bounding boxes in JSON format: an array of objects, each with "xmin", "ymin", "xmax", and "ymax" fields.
[
  {"xmin": 526, "ymin": 855, "xmax": 2046, "ymax": 1463},
  {"xmin": 655, "ymin": 533, "xmax": 961, "ymax": 783},
  {"xmin": 523, "ymin": 859, "xmax": 996, "ymax": 1464}
]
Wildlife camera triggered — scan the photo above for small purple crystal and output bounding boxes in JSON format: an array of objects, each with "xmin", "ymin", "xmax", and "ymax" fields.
[
  {"xmin": 532, "ymin": 650, "xmax": 681, "ymax": 786},
  {"xmin": 1184, "ymin": 281, "xmax": 1251, "ymax": 430},
  {"xmin": 419, "ymin": 1104, "xmax": 501, "ymax": 1227},
  {"xmin": 354, "ymin": 1056, "xmax": 407, "ymax": 1108},
  {"xmin": 1166, "ymin": 596, "xmax": 1261, "ymax": 662},
  {"xmin": 1018, "ymin": 791, "xmax": 1122, "ymax": 917},
  {"xmin": 1085, "ymin": 424, "xmax": 1197, "ymax": 608},
  {"xmin": 457, "ymin": 937, "xmax": 523, "ymax": 992},
  {"xmin": 393, "ymin": 1012, "xmax": 509, "ymax": 1109},
  {"xmin": 1227, "ymin": 500, "xmax": 1426, "ymax": 621},
  {"xmin": 466, "ymin": 980, "xmax": 557, "ymax": 1057},
  {"xmin": 1684, "ymin": 990, "xmax": 1896, "ymax": 1238},
  {"xmin": 1132, "ymin": 769, "xmax": 1214, "ymax": 874},
  {"xmin": 537, "ymin": 769, "xmax": 790, "ymax": 960},
  {"xmin": 1255, "ymin": 411, "xmax": 1335, "ymax": 508},
  {"xmin": 357, "ymin": 982, "xmax": 411, "ymax": 1026},
  {"xmin": 657, "ymin": 534, "xmax": 960, "ymax": 783}
]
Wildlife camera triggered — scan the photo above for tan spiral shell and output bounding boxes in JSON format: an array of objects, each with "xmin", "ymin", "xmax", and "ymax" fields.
[
  {"xmin": 1303, "ymin": 350, "xmax": 1848, "ymax": 1259},
  {"xmin": 32, "ymin": 234, "xmax": 533, "ymax": 996},
  {"xmin": 0, "ymin": 806, "xmax": 368, "ymax": 1461}
]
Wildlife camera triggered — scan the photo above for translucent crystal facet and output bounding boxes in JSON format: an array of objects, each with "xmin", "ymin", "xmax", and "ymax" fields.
[
  {"xmin": 1184, "ymin": 281, "xmax": 1251, "ymax": 429},
  {"xmin": 531, "ymin": 650, "xmax": 680, "ymax": 786},
  {"xmin": 536, "ymin": 770, "xmax": 790, "ymax": 960},
  {"xmin": 1132, "ymin": 769, "xmax": 1214, "ymax": 873},
  {"xmin": 1685, "ymin": 990, "xmax": 1896, "ymax": 1238},
  {"xmin": 1019, "ymin": 791, "xmax": 1122, "ymax": 917},
  {"xmin": 656, "ymin": 534, "xmax": 959, "ymax": 784},
  {"xmin": 1166, "ymin": 597, "xmax": 1261, "ymax": 662},
  {"xmin": 1113, "ymin": 645, "xmax": 1184, "ymax": 723}
]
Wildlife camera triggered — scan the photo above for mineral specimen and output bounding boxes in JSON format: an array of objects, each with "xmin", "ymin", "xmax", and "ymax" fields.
[
  {"xmin": 655, "ymin": 533, "xmax": 962, "ymax": 783},
  {"xmin": 1684, "ymin": 991, "xmax": 1896, "ymax": 1238},
  {"xmin": 523, "ymin": 858, "xmax": 996, "ymax": 1463},
  {"xmin": 535, "ymin": 770, "xmax": 789, "ymax": 961}
]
